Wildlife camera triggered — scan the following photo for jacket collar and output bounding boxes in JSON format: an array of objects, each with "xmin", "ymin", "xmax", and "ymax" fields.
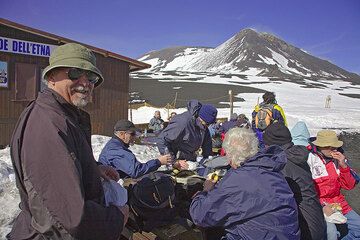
[
  {"xmin": 113, "ymin": 134, "xmax": 130, "ymax": 149},
  {"xmin": 42, "ymin": 88, "xmax": 86, "ymax": 120},
  {"xmin": 40, "ymin": 89, "xmax": 92, "ymax": 145}
]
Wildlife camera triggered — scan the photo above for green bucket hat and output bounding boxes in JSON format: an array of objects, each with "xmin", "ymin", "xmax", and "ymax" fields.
[
  {"xmin": 42, "ymin": 43, "xmax": 104, "ymax": 88},
  {"xmin": 312, "ymin": 130, "xmax": 343, "ymax": 148}
]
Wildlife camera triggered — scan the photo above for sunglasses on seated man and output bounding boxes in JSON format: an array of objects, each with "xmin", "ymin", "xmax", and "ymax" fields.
[{"xmin": 66, "ymin": 68, "xmax": 100, "ymax": 85}]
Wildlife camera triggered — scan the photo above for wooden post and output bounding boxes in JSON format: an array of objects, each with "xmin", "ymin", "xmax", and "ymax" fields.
[
  {"xmin": 229, "ymin": 90, "xmax": 233, "ymax": 118},
  {"xmin": 129, "ymin": 104, "xmax": 133, "ymax": 122}
]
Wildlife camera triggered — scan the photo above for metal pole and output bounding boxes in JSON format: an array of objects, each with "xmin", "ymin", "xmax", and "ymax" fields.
[{"xmin": 174, "ymin": 92, "xmax": 178, "ymax": 109}]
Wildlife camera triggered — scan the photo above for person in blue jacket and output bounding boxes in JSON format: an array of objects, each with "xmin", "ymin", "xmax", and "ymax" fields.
[
  {"xmin": 219, "ymin": 113, "xmax": 239, "ymax": 134},
  {"xmin": 157, "ymin": 100, "xmax": 217, "ymax": 168},
  {"xmin": 99, "ymin": 120, "xmax": 171, "ymax": 179},
  {"xmin": 190, "ymin": 127, "xmax": 300, "ymax": 240}
]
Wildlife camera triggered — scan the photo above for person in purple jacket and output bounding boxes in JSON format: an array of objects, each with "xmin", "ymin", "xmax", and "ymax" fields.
[
  {"xmin": 99, "ymin": 120, "xmax": 171, "ymax": 179},
  {"xmin": 190, "ymin": 127, "xmax": 300, "ymax": 240}
]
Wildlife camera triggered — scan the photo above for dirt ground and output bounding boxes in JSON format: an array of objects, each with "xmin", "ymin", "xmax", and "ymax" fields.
[{"xmin": 339, "ymin": 132, "xmax": 360, "ymax": 214}]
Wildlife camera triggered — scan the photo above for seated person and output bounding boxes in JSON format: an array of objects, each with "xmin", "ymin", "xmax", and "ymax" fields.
[
  {"xmin": 148, "ymin": 110, "xmax": 164, "ymax": 133},
  {"xmin": 168, "ymin": 112, "xmax": 177, "ymax": 122},
  {"xmin": 190, "ymin": 128, "xmax": 300, "ymax": 239},
  {"xmin": 237, "ymin": 113, "xmax": 251, "ymax": 129},
  {"xmin": 307, "ymin": 130, "xmax": 360, "ymax": 240},
  {"xmin": 219, "ymin": 113, "xmax": 239, "ymax": 133},
  {"xmin": 290, "ymin": 121, "xmax": 311, "ymax": 147},
  {"xmin": 99, "ymin": 120, "xmax": 171, "ymax": 179},
  {"xmin": 263, "ymin": 122, "xmax": 326, "ymax": 240}
]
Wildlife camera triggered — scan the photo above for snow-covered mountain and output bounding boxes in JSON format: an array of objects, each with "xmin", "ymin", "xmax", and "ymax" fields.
[{"xmin": 138, "ymin": 29, "xmax": 360, "ymax": 83}]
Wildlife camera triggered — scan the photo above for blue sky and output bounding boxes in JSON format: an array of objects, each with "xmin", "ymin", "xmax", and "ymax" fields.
[{"xmin": 1, "ymin": 0, "xmax": 360, "ymax": 74}]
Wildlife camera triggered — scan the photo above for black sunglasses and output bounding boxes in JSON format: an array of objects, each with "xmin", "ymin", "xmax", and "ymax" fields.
[{"xmin": 67, "ymin": 68, "xmax": 100, "ymax": 85}]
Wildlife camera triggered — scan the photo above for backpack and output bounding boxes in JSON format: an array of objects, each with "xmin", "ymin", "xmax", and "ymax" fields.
[
  {"xmin": 128, "ymin": 172, "xmax": 177, "ymax": 232},
  {"xmin": 255, "ymin": 104, "xmax": 274, "ymax": 130},
  {"xmin": 172, "ymin": 170, "xmax": 206, "ymax": 219}
]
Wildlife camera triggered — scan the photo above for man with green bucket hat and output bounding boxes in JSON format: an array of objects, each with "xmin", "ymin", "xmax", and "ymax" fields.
[
  {"xmin": 307, "ymin": 130, "xmax": 360, "ymax": 239},
  {"xmin": 9, "ymin": 43, "xmax": 128, "ymax": 240}
]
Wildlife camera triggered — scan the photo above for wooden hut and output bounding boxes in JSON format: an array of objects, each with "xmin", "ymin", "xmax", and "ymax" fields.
[{"xmin": 0, "ymin": 18, "xmax": 150, "ymax": 147}]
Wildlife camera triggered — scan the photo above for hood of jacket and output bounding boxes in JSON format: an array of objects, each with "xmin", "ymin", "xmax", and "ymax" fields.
[
  {"xmin": 243, "ymin": 145, "xmax": 286, "ymax": 172},
  {"xmin": 283, "ymin": 143, "xmax": 310, "ymax": 167},
  {"xmin": 290, "ymin": 121, "xmax": 310, "ymax": 146},
  {"xmin": 187, "ymin": 99, "xmax": 202, "ymax": 118}
]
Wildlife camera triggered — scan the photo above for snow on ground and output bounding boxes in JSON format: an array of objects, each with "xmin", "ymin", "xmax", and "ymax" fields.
[
  {"xmin": 0, "ymin": 136, "xmax": 163, "ymax": 238},
  {"xmin": 1, "ymin": 75, "xmax": 360, "ymax": 237},
  {"xmin": 132, "ymin": 75, "xmax": 360, "ymax": 135}
]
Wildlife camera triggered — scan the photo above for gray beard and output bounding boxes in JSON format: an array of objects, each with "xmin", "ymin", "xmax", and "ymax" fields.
[
  {"xmin": 73, "ymin": 98, "xmax": 89, "ymax": 108},
  {"xmin": 72, "ymin": 86, "xmax": 91, "ymax": 108}
]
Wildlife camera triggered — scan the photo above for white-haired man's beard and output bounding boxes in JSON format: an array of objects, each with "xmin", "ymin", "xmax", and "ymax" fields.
[{"xmin": 71, "ymin": 85, "xmax": 92, "ymax": 108}]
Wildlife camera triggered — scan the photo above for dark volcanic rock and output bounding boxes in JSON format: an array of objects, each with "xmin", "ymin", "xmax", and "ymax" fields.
[{"xmin": 339, "ymin": 132, "xmax": 360, "ymax": 214}]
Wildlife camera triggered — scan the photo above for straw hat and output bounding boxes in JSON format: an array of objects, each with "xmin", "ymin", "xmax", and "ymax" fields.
[{"xmin": 312, "ymin": 130, "xmax": 343, "ymax": 148}]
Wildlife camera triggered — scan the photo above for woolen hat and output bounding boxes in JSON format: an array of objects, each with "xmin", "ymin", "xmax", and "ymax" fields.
[
  {"xmin": 42, "ymin": 43, "xmax": 104, "ymax": 88},
  {"xmin": 114, "ymin": 120, "xmax": 139, "ymax": 132},
  {"xmin": 312, "ymin": 130, "xmax": 343, "ymax": 148},
  {"xmin": 199, "ymin": 104, "xmax": 218, "ymax": 124},
  {"xmin": 263, "ymin": 122, "xmax": 292, "ymax": 146}
]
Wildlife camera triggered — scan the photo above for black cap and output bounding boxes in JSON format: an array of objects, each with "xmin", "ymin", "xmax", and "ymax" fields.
[
  {"xmin": 114, "ymin": 120, "xmax": 138, "ymax": 132},
  {"xmin": 263, "ymin": 122, "xmax": 292, "ymax": 146}
]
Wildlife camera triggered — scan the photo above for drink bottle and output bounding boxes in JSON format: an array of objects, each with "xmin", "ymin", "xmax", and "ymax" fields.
[{"xmin": 164, "ymin": 147, "xmax": 173, "ymax": 170}]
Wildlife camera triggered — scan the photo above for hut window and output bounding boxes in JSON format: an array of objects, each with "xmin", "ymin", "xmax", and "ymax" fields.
[{"xmin": 14, "ymin": 63, "xmax": 37, "ymax": 101}]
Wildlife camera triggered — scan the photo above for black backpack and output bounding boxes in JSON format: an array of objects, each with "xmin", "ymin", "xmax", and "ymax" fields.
[{"xmin": 128, "ymin": 172, "xmax": 177, "ymax": 232}]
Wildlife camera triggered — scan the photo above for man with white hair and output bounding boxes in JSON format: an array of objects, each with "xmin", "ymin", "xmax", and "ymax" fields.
[{"xmin": 190, "ymin": 128, "xmax": 300, "ymax": 240}]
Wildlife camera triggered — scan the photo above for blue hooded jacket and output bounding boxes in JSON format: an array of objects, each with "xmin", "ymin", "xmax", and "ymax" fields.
[
  {"xmin": 156, "ymin": 100, "xmax": 212, "ymax": 161},
  {"xmin": 290, "ymin": 121, "xmax": 310, "ymax": 146},
  {"xmin": 190, "ymin": 145, "xmax": 300, "ymax": 240},
  {"xmin": 99, "ymin": 136, "xmax": 161, "ymax": 179},
  {"xmin": 220, "ymin": 119, "xmax": 239, "ymax": 134}
]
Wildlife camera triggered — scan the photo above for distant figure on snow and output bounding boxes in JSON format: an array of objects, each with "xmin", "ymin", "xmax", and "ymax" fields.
[{"xmin": 325, "ymin": 95, "xmax": 331, "ymax": 108}]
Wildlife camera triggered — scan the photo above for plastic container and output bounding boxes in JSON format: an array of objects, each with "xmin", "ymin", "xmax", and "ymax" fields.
[{"xmin": 164, "ymin": 147, "xmax": 173, "ymax": 170}]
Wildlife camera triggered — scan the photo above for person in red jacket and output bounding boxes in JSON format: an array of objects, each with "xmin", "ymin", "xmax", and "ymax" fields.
[{"xmin": 307, "ymin": 130, "xmax": 360, "ymax": 240}]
